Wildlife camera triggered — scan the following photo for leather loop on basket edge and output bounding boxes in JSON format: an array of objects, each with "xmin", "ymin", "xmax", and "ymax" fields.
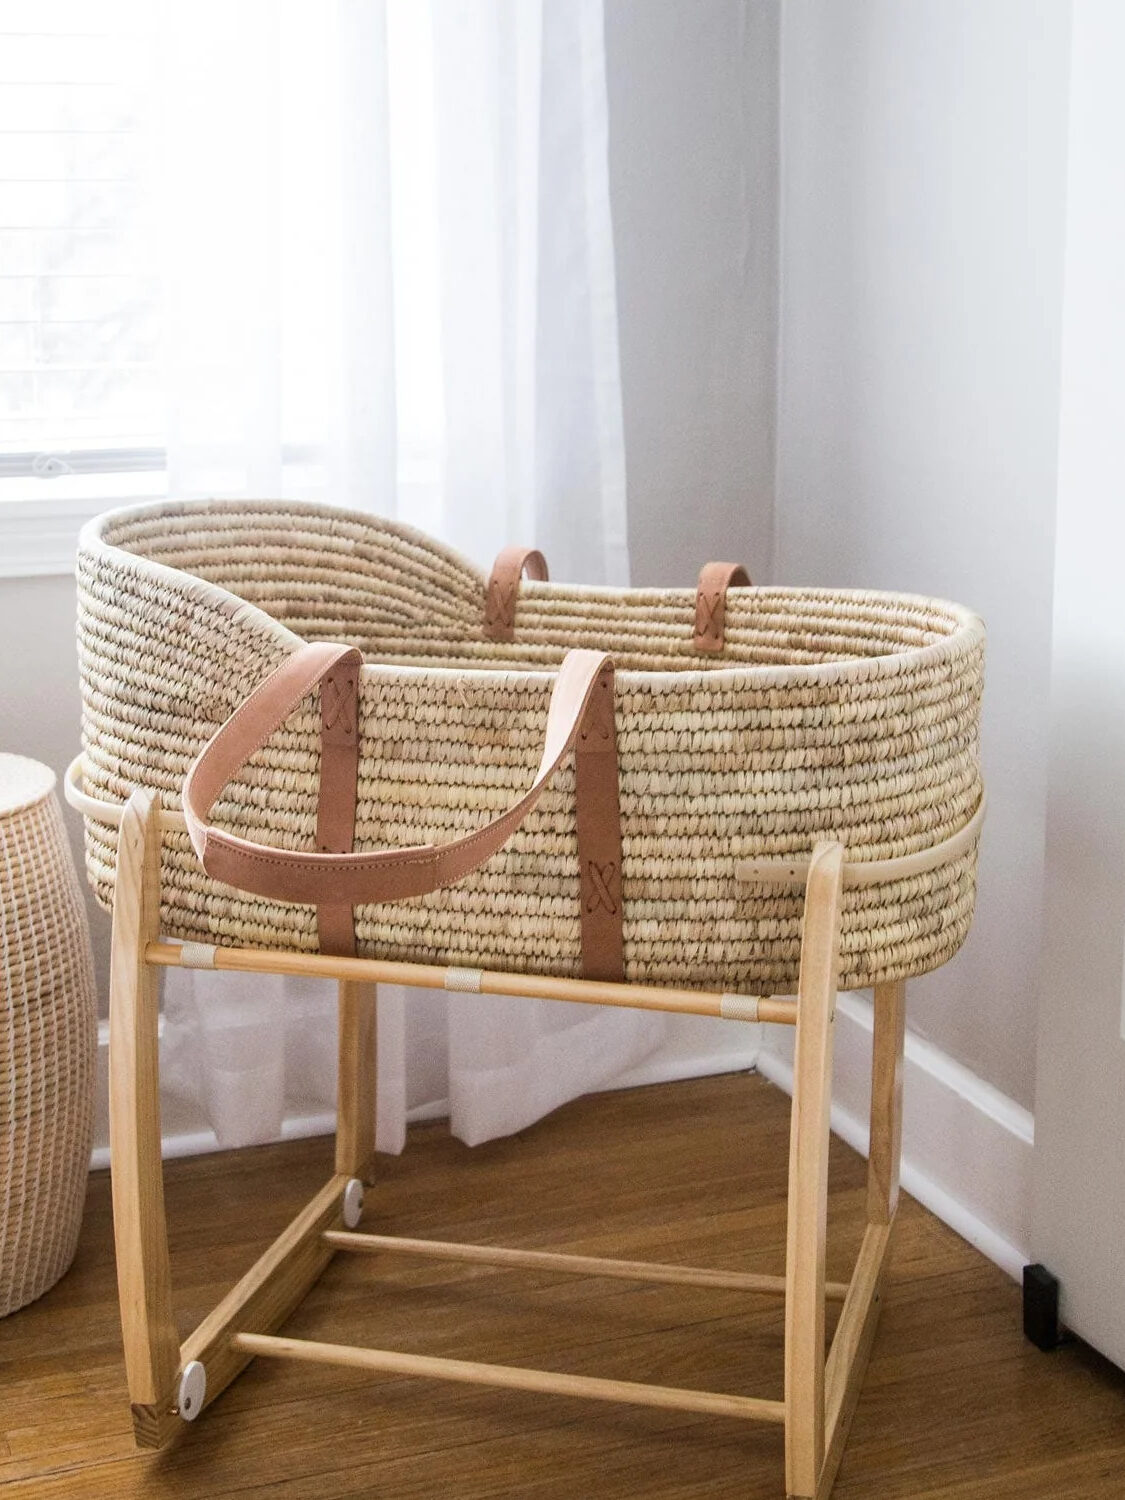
[
  {"xmin": 694, "ymin": 561, "xmax": 751, "ymax": 654},
  {"xmin": 484, "ymin": 545, "xmax": 549, "ymax": 642}
]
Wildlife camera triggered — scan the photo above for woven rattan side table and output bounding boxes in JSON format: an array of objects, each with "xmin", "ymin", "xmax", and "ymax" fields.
[{"xmin": 1, "ymin": 753, "xmax": 97, "ymax": 1315}]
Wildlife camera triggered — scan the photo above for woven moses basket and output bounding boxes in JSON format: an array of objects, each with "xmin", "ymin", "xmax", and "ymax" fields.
[{"xmin": 75, "ymin": 499, "xmax": 985, "ymax": 994}]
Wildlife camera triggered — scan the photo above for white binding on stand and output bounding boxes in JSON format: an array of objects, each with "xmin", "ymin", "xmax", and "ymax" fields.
[
  {"xmin": 444, "ymin": 967, "xmax": 484, "ymax": 993},
  {"xmin": 719, "ymin": 994, "xmax": 761, "ymax": 1023},
  {"xmin": 178, "ymin": 942, "xmax": 217, "ymax": 970}
]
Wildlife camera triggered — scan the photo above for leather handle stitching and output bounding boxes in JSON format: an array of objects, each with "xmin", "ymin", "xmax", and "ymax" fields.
[{"xmin": 694, "ymin": 562, "xmax": 751, "ymax": 654}]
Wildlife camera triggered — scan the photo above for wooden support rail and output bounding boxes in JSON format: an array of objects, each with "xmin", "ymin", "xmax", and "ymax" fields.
[
  {"xmin": 145, "ymin": 940, "xmax": 799, "ymax": 1025},
  {"xmin": 324, "ymin": 1229, "xmax": 850, "ymax": 1301},
  {"xmin": 231, "ymin": 1331, "xmax": 787, "ymax": 1425},
  {"xmin": 784, "ymin": 842, "xmax": 845, "ymax": 1498},
  {"xmin": 735, "ymin": 791, "xmax": 987, "ymax": 889},
  {"xmin": 178, "ymin": 1175, "xmax": 349, "ymax": 1416},
  {"xmin": 109, "ymin": 790, "xmax": 180, "ymax": 1448}
]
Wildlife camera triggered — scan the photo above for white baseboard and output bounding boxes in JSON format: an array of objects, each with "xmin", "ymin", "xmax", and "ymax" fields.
[
  {"xmin": 755, "ymin": 992, "xmax": 1034, "ymax": 1281},
  {"xmin": 89, "ymin": 1097, "xmax": 453, "ymax": 1173},
  {"xmin": 89, "ymin": 1109, "xmax": 339, "ymax": 1172}
]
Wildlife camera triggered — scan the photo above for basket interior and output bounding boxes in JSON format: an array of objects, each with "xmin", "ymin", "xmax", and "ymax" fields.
[{"xmin": 101, "ymin": 501, "xmax": 973, "ymax": 674}]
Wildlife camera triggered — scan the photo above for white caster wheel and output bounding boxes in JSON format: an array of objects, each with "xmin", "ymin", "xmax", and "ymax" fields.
[
  {"xmin": 342, "ymin": 1177, "xmax": 365, "ymax": 1229},
  {"xmin": 176, "ymin": 1360, "xmax": 206, "ymax": 1421}
]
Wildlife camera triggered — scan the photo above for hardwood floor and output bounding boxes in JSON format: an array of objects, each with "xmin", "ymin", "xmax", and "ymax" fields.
[{"xmin": 1, "ymin": 1072, "xmax": 1122, "ymax": 1498}]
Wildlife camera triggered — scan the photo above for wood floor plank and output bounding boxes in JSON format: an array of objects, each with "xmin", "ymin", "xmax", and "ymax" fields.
[{"xmin": 1, "ymin": 1072, "xmax": 1122, "ymax": 1498}]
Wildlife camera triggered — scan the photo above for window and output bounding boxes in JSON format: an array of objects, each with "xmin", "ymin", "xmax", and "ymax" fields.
[
  {"xmin": 0, "ymin": 3, "xmax": 165, "ymax": 571},
  {"xmin": 0, "ymin": 1, "xmax": 448, "ymax": 574},
  {"xmin": 1, "ymin": 5, "xmax": 166, "ymax": 506}
]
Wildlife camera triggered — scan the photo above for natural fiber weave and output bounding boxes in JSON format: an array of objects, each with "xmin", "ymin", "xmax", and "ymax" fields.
[
  {"xmin": 1, "ymin": 755, "xmax": 97, "ymax": 1316},
  {"xmin": 76, "ymin": 499, "xmax": 985, "ymax": 992}
]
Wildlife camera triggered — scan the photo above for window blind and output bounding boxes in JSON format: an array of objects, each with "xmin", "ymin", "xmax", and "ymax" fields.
[{"xmin": 0, "ymin": 1, "xmax": 162, "ymax": 476}]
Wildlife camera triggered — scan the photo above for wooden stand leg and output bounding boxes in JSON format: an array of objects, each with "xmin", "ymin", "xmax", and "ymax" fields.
[
  {"xmin": 109, "ymin": 789, "xmax": 180, "ymax": 1448},
  {"xmin": 817, "ymin": 980, "xmax": 907, "ymax": 1497},
  {"xmin": 867, "ymin": 979, "xmax": 906, "ymax": 1225},
  {"xmin": 784, "ymin": 843, "xmax": 845, "ymax": 1500},
  {"xmin": 335, "ymin": 980, "xmax": 377, "ymax": 1183}
]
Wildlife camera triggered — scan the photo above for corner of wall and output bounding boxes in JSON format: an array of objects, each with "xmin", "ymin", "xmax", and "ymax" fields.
[{"xmin": 768, "ymin": 0, "xmax": 787, "ymax": 586}]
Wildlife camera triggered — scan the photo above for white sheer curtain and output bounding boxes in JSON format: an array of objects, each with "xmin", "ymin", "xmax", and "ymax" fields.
[{"xmin": 153, "ymin": 0, "xmax": 662, "ymax": 1154}]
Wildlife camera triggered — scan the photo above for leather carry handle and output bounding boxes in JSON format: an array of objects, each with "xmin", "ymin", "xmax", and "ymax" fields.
[
  {"xmin": 484, "ymin": 545, "xmax": 549, "ymax": 641},
  {"xmin": 694, "ymin": 560, "xmax": 751, "ymax": 653},
  {"xmin": 182, "ymin": 642, "xmax": 615, "ymax": 912}
]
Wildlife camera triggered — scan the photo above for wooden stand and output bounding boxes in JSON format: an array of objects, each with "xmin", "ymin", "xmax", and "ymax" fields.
[{"xmin": 107, "ymin": 790, "xmax": 905, "ymax": 1500}]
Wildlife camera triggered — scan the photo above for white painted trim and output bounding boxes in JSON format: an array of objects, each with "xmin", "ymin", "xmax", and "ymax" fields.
[
  {"xmin": 756, "ymin": 991, "xmax": 1034, "ymax": 1282},
  {"xmin": 88, "ymin": 1099, "xmax": 452, "ymax": 1172},
  {"xmin": 89, "ymin": 1110, "xmax": 337, "ymax": 1172},
  {"xmin": 836, "ymin": 991, "xmax": 1034, "ymax": 1147},
  {"xmin": 0, "ymin": 487, "xmax": 164, "ymax": 578}
]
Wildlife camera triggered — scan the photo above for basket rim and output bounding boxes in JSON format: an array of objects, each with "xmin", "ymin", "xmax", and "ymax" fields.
[{"xmin": 78, "ymin": 497, "xmax": 987, "ymax": 692}]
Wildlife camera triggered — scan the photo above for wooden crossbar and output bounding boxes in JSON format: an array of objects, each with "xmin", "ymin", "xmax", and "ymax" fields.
[
  {"xmin": 324, "ymin": 1228, "xmax": 851, "ymax": 1300},
  {"xmin": 231, "ymin": 1331, "xmax": 788, "ymax": 1424},
  {"xmin": 145, "ymin": 939, "xmax": 799, "ymax": 1024},
  {"xmin": 823, "ymin": 1222, "xmax": 893, "ymax": 1478},
  {"xmin": 177, "ymin": 1175, "xmax": 349, "ymax": 1421}
]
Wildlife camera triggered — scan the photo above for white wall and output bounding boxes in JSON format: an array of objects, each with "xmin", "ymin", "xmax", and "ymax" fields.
[
  {"xmin": 606, "ymin": 0, "xmax": 778, "ymax": 586},
  {"xmin": 1032, "ymin": 0, "xmax": 1125, "ymax": 1367},
  {"xmin": 775, "ymin": 0, "xmax": 1072, "ymax": 1108}
]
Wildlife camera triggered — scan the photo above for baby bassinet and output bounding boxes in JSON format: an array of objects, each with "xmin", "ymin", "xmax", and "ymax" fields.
[
  {"xmin": 72, "ymin": 496, "xmax": 986, "ymax": 1493},
  {"xmin": 74, "ymin": 498, "xmax": 984, "ymax": 994}
]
